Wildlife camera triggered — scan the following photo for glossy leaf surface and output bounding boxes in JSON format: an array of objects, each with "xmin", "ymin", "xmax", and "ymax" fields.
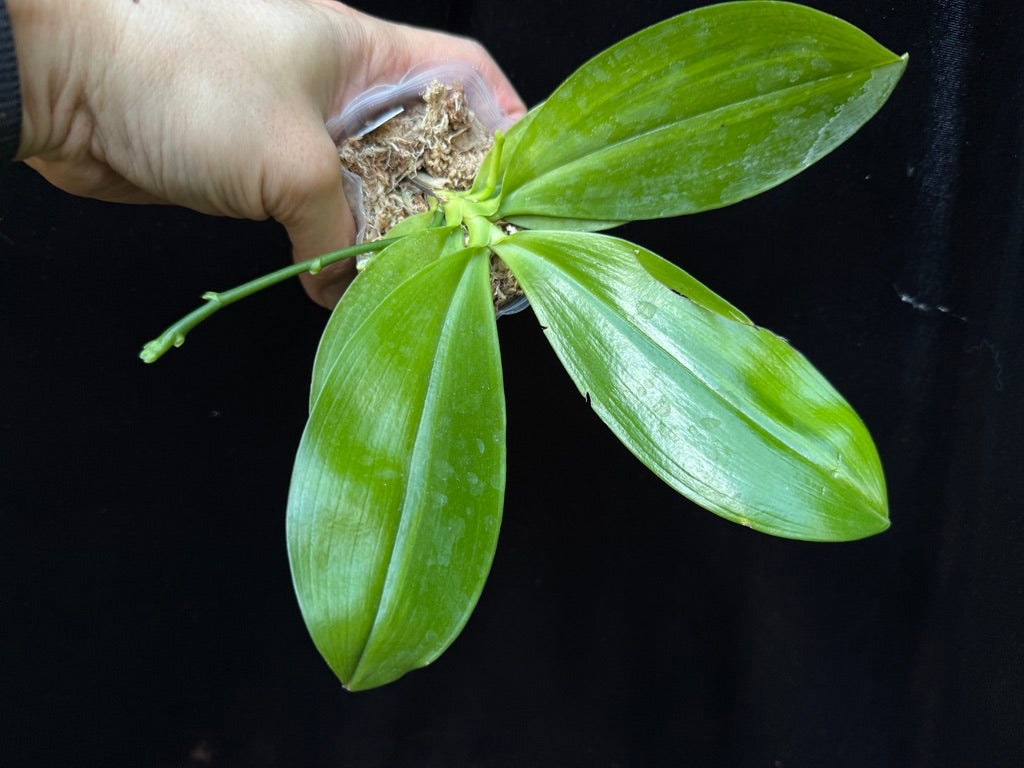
[
  {"xmin": 288, "ymin": 247, "xmax": 505, "ymax": 690},
  {"xmin": 496, "ymin": 1, "xmax": 907, "ymax": 226},
  {"xmin": 494, "ymin": 230, "xmax": 887, "ymax": 541},
  {"xmin": 309, "ymin": 226, "xmax": 460, "ymax": 408}
]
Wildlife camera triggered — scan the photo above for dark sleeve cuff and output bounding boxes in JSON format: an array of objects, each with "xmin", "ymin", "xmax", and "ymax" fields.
[{"xmin": 0, "ymin": 0, "xmax": 21, "ymax": 161}]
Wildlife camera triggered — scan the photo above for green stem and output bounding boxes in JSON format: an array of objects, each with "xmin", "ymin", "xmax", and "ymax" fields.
[{"xmin": 140, "ymin": 238, "xmax": 397, "ymax": 363}]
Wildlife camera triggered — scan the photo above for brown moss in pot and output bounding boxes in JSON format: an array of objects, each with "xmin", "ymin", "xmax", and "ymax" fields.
[{"xmin": 337, "ymin": 81, "xmax": 524, "ymax": 313}]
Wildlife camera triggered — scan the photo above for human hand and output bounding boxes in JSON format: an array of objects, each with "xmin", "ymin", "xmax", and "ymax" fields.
[{"xmin": 8, "ymin": 0, "xmax": 526, "ymax": 306}]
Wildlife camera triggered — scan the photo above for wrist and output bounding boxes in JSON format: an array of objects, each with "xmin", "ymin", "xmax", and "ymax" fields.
[{"xmin": 7, "ymin": 0, "xmax": 126, "ymax": 159}]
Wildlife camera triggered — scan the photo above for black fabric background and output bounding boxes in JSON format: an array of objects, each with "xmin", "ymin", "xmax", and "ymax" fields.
[{"xmin": 2, "ymin": 1, "xmax": 1021, "ymax": 766}]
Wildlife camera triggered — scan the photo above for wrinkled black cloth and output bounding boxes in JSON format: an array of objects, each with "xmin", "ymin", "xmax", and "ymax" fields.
[
  {"xmin": 0, "ymin": 0, "xmax": 19, "ymax": 161},
  {"xmin": 1, "ymin": 2, "xmax": 1022, "ymax": 767}
]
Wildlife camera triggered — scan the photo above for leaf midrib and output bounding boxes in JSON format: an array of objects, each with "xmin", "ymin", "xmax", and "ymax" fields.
[{"xmin": 348, "ymin": 250, "xmax": 480, "ymax": 684}]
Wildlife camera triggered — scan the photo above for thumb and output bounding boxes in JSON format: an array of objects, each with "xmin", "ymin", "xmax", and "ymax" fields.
[{"xmin": 270, "ymin": 124, "xmax": 358, "ymax": 310}]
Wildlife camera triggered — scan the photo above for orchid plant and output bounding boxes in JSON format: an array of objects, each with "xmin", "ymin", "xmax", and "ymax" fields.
[{"xmin": 142, "ymin": 1, "xmax": 906, "ymax": 690}]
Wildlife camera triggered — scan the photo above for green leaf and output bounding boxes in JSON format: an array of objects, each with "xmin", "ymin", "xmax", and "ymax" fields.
[
  {"xmin": 494, "ymin": 230, "xmax": 887, "ymax": 541},
  {"xmin": 497, "ymin": 1, "xmax": 907, "ymax": 226},
  {"xmin": 309, "ymin": 226, "xmax": 460, "ymax": 409},
  {"xmin": 288, "ymin": 247, "xmax": 506, "ymax": 690}
]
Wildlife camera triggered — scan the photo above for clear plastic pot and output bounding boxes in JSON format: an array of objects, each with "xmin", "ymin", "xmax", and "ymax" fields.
[
  {"xmin": 327, "ymin": 62, "xmax": 514, "ymax": 244},
  {"xmin": 328, "ymin": 62, "xmax": 529, "ymax": 317}
]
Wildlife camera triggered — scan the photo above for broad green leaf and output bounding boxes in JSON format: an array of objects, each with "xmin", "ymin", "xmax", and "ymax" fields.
[
  {"xmin": 309, "ymin": 226, "xmax": 460, "ymax": 408},
  {"xmin": 494, "ymin": 230, "xmax": 887, "ymax": 541},
  {"xmin": 497, "ymin": 1, "xmax": 907, "ymax": 226},
  {"xmin": 288, "ymin": 247, "xmax": 506, "ymax": 690}
]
